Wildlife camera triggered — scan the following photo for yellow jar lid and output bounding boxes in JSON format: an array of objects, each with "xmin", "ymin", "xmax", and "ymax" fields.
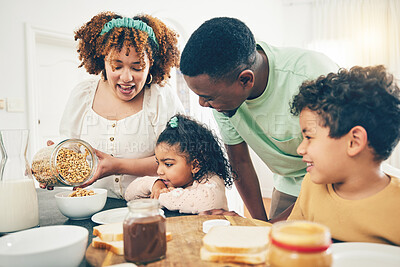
[{"xmin": 271, "ymin": 221, "xmax": 331, "ymax": 248}]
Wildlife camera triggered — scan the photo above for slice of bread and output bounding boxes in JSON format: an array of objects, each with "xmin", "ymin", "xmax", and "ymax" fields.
[
  {"xmin": 92, "ymin": 237, "xmax": 124, "ymax": 255},
  {"xmin": 93, "ymin": 222, "xmax": 123, "ymax": 241},
  {"xmin": 202, "ymin": 226, "xmax": 271, "ymax": 254},
  {"xmin": 200, "ymin": 246, "xmax": 268, "ymax": 265},
  {"xmin": 92, "ymin": 221, "xmax": 172, "ymax": 255},
  {"xmin": 93, "ymin": 221, "xmax": 172, "ymax": 242},
  {"xmin": 166, "ymin": 231, "xmax": 172, "ymax": 242}
]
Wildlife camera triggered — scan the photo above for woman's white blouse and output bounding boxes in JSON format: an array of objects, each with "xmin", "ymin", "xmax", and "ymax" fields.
[{"xmin": 60, "ymin": 78, "xmax": 185, "ymax": 198}]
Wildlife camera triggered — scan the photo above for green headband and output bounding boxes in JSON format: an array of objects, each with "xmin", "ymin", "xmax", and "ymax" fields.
[{"xmin": 100, "ymin": 17, "xmax": 159, "ymax": 49}]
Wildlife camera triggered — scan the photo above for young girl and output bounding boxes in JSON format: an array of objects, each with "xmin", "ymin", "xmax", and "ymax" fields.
[
  {"xmin": 56, "ymin": 12, "xmax": 184, "ymax": 198},
  {"xmin": 124, "ymin": 114, "xmax": 235, "ymax": 214}
]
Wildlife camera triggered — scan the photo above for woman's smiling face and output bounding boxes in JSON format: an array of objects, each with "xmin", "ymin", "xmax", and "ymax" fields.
[{"xmin": 104, "ymin": 45, "xmax": 150, "ymax": 101}]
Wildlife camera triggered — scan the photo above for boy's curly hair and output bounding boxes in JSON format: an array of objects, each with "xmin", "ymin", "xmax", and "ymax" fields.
[
  {"xmin": 180, "ymin": 17, "xmax": 256, "ymax": 83},
  {"xmin": 74, "ymin": 11, "xmax": 180, "ymax": 85},
  {"xmin": 156, "ymin": 114, "xmax": 236, "ymax": 188},
  {"xmin": 290, "ymin": 65, "xmax": 400, "ymax": 161}
]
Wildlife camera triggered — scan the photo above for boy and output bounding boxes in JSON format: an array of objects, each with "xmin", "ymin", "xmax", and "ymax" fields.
[{"xmin": 288, "ymin": 65, "xmax": 400, "ymax": 245}]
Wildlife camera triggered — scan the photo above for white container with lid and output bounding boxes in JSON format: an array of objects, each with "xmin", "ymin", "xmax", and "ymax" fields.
[{"xmin": 202, "ymin": 219, "xmax": 231, "ymax": 233}]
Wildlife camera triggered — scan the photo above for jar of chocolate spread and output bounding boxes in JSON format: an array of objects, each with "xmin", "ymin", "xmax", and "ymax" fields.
[{"xmin": 123, "ymin": 199, "xmax": 166, "ymax": 264}]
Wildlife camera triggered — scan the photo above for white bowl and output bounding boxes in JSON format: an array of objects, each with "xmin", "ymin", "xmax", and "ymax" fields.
[
  {"xmin": 0, "ymin": 225, "xmax": 88, "ymax": 267},
  {"xmin": 55, "ymin": 188, "xmax": 107, "ymax": 220}
]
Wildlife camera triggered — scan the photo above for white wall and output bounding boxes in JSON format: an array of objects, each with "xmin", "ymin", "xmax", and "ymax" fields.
[
  {"xmin": 0, "ymin": 0, "xmax": 314, "ymax": 198},
  {"xmin": 0, "ymin": 0, "xmax": 313, "ymax": 128}
]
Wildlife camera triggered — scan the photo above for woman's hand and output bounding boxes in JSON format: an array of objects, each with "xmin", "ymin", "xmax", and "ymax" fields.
[
  {"xmin": 150, "ymin": 180, "xmax": 169, "ymax": 199},
  {"xmin": 38, "ymin": 140, "xmax": 55, "ymax": 190},
  {"xmin": 199, "ymin": 209, "xmax": 241, "ymax": 217},
  {"xmin": 38, "ymin": 183, "xmax": 54, "ymax": 190},
  {"xmin": 74, "ymin": 148, "xmax": 116, "ymax": 189}
]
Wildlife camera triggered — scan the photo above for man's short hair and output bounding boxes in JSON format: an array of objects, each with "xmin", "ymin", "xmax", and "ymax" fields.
[{"xmin": 180, "ymin": 17, "xmax": 256, "ymax": 82}]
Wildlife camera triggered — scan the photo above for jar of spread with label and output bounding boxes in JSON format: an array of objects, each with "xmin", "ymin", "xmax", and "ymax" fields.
[
  {"xmin": 31, "ymin": 139, "xmax": 98, "ymax": 187},
  {"xmin": 268, "ymin": 221, "xmax": 332, "ymax": 267},
  {"xmin": 123, "ymin": 199, "xmax": 166, "ymax": 264}
]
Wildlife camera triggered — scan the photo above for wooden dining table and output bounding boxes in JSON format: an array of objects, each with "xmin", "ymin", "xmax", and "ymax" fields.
[
  {"xmin": 36, "ymin": 187, "xmax": 271, "ymax": 267},
  {"xmin": 36, "ymin": 187, "xmax": 196, "ymax": 267},
  {"xmin": 86, "ymin": 215, "xmax": 271, "ymax": 267}
]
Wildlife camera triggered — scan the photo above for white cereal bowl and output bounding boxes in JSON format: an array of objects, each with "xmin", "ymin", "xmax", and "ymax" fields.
[
  {"xmin": 55, "ymin": 188, "xmax": 107, "ymax": 220},
  {"xmin": 0, "ymin": 225, "xmax": 88, "ymax": 267}
]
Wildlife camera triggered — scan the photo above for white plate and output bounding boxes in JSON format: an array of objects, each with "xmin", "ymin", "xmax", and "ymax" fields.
[
  {"xmin": 91, "ymin": 207, "xmax": 165, "ymax": 224},
  {"xmin": 91, "ymin": 207, "xmax": 128, "ymax": 224},
  {"xmin": 331, "ymin": 242, "xmax": 400, "ymax": 267}
]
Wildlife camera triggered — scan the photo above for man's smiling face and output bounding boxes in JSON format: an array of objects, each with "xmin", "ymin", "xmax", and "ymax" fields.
[{"xmin": 184, "ymin": 74, "xmax": 248, "ymax": 117}]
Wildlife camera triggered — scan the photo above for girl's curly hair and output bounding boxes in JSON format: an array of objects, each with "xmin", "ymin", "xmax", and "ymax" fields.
[
  {"xmin": 156, "ymin": 114, "xmax": 236, "ymax": 188},
  {"xmin": 74, "ymin": 11, "xmax": 180, "ymax": 85},
  {"xmin": 291, "ymin": 65, "xmax": 400, "ymax": 161}
]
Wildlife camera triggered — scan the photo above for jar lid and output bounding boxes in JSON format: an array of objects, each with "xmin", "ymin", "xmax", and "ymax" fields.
[
  {"xmin": 270, "ymin": 221, "xmax": 332, "ymax": 252},
  {"xmin": 127, "ymin": 199, "xmax": 160, "ymax": 210},
  {"xmin": 202, "ymin": 219, "xmax": 231, "ymax": 233}
]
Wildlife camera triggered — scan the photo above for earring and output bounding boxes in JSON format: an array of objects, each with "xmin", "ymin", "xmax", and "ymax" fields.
[
  {"xmin": 146, "ymin": 73, "xmax": 153, "ymax": 85},
  {"xmin": 102, "ymin": 70, "xmax": 107, "ymax": 81}
]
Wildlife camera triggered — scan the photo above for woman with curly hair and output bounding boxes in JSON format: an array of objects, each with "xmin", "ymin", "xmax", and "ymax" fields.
[
  {"xmin": 125, "ymin": 114, "xmax": 236, "ymax": 214},
  {"xmin": 58, "ymin": 12, "xmax": 184, "ymax": 198}
]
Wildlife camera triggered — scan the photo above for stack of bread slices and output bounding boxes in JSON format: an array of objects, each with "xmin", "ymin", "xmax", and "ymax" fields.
[
  {"xmin": 200, "ymin": 225, "xmax": 271, "ymax": 265},
  {"xmin": 92, "ymin": 222, "xmax": 124, "ymax": 255},
  {"xmin": 91, "ymin": 222, "xmax": 172, "ymax": 255}
]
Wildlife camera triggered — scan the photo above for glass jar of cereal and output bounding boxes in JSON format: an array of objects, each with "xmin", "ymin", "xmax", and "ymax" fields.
[
  {"xmin": 31, "ymin": 139, "xmax": 98, "ymax": 187},
  {"xmin": 268, "ymin": 221, "xmax": 333, "ymax": 267}
]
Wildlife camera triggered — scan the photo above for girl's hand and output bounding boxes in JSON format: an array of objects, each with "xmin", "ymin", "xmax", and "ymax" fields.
[
  {"xmin": 150, "ymin": 180, "xmax": 168, "ymax": 199},
  {"xmin": 199, "ymin": 209, "xmax": 241, "ymax": 217},
  {"xmin": 74, "ymin": 149, "xmax": 115, "ymax": 189}
]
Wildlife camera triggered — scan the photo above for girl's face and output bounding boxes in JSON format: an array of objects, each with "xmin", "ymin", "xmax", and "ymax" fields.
[
  {"xmin": 297, "ymin": 108, "xmax": 349, "ymax": 184},
  {"xmin": 104, "ymin": 46, "xmax": 150, "ymax": 101},
  {"xmin": 155, "ymin": 143, "xmax": 199, "ymax": 188}
]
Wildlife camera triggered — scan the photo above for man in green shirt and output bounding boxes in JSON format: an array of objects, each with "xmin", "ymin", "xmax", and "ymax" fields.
[{"xmin": 180, "ymin": 17, "xmax": 338, "ymax": 221}]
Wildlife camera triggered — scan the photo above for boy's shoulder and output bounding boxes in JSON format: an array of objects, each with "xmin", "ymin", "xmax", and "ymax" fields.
[
  {"xmin": 388, "ymin": 174, "xmax": 400, "ymax": 187},
  {"xmin": 382, "ymin": 163, "xmax": 400, "ymax": 189},
  {"xmin": 382, "ymin": 163, "xmax": 400, "ymax": 179}
]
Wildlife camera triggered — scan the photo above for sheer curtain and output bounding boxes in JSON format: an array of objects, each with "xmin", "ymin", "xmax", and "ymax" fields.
[
  {"xmin": 309, "ymin": 0, "xmax": 400, "ymax": 168},
  {"xmin": 310, "ymin": 0, "xmax": 400, "ymax": 74}
]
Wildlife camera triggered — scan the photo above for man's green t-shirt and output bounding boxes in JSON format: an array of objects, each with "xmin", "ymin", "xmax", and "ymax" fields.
[{"xmin": 213, "ymin": 42, "xmax": 339, "ymax": 196}]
